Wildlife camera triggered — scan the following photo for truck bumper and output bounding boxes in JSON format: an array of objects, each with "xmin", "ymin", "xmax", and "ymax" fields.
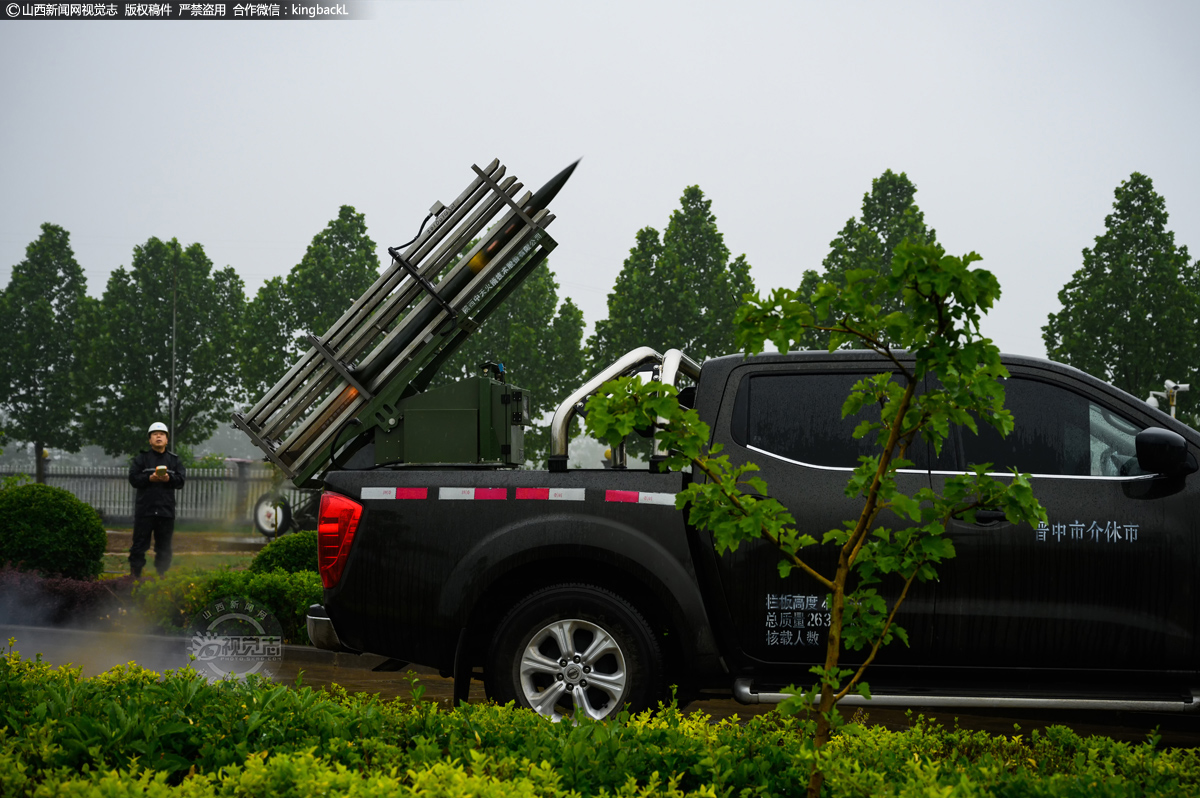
[{"xmin": 306, "ymin": 604, "xmax": 346, "ymax": 652}]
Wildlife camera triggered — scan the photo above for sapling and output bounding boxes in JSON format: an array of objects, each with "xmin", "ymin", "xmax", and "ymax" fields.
[{"xmin": 586, "ymin": 240, "xmax": 1046, "ymax": 798}]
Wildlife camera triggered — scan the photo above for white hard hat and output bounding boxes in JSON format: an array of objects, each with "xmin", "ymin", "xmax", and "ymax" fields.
[{"xmin": 148, "ymin": 422, "xmax": 169, "ymax": 435}]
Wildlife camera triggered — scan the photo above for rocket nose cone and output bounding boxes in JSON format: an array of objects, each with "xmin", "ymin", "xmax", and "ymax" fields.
[{"xmin": 526, "ymin": 158, "xmax": 581, "ymax": 213}]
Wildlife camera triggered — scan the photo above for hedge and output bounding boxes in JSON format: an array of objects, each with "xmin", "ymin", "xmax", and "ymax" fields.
[
  {"xmin": 2, "ymin": 645, "xmax": 1198, "ymax": 797},
  {"xmin": 132, "ymin": 568, "xmax": 322, "ymax": 645},
  {"xmin": 0, "ymin": 561, "xmax": 320, "ymax": 645}
]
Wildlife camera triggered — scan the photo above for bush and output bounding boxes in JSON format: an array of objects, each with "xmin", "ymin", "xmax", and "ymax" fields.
[
  {"xmin": 128, "ymin": 568, "xmax": 215, "ymax": 632},
  {"xmin": 249, "ymin": 529, "xmax": 318, "ymax": 574},
  {"xmin": 0, "ymin": 483, "xmax": 106, "ymax": 579},
  {"xmin": 132, "ymin": 567, "xmax": 322, "ymax": 645},
  {"xmin": 2, "ymin": 650, "xmax": 1199, "ymax": 797}
]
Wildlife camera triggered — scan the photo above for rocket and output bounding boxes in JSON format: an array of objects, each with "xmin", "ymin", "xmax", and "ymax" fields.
[
  {"xmin": 465, "ymin": 158, "xmax": 580, "ymax": 274},
  {"xmin": 283, "ymin": 160, "xmax": 579, "ymax": 464},
  {"xmin": 356, "ymin": 158, "xmax": 579, "ymax": 386}
]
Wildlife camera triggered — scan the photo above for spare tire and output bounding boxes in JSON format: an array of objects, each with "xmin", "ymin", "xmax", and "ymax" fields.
[{"xmin": 253, "ymin": 493, "xmax": 291, "ymax": 540}]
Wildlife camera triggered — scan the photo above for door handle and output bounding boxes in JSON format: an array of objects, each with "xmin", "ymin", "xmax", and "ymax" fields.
[{"xmin": 969, "ymin": 509, "xmax": 1007, "ymax": 525}]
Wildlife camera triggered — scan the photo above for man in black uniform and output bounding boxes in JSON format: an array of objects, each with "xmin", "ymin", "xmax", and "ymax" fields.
[{"xmin": 128, "ymin": 422, "xmax": 186, "ymax": 577}]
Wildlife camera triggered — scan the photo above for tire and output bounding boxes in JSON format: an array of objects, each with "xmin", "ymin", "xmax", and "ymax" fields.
[
  {"xmin": 253, "ymin": 493, "xmax": 291, "ymax": 540},
  {"xmin": 485, "ymin": 584, "xmax": 664, "ymax": 721},
  {"xmin": 290, "ymin": 490, "xmax": 319, "ymax": 531}
]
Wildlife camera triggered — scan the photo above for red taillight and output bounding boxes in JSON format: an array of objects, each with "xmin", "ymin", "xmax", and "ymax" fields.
[{"xmin": 318, "ymin": 491, "xmax": 362, "ymax": 589}]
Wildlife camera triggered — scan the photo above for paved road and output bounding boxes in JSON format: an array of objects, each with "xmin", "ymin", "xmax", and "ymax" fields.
[{"xmin": 3, "ymin": 624, "xmax": 1196, "ymax": 747}]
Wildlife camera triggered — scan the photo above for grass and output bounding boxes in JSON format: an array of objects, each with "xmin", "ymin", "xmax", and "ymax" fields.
[
  {"xmin": 104, "ymin": 519, "xmax": 264, "ymax": 534},
  {"xmin": 103, "ymin": 528, "xmax": 264, "ymax": 575},
  {"xmin": 102, "ymin": 551, "xmax": 254, "ymax": 574}
]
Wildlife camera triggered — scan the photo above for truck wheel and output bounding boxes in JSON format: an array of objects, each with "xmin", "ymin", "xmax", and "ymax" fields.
[
  {"xmin": 253, "ymin": 493, "xmax": 291, "ymax": 540},
  {"xmin": 485, "ymin": 584, "xmax": 663, "ymax": 721}
]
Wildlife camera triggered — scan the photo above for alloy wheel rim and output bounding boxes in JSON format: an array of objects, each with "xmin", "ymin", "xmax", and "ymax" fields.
[{"xmin": 517, "ymin": 617, "xmax": 627, "ymax": 721}]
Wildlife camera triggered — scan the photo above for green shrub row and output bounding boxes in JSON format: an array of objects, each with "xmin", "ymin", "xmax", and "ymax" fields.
[
  {"xmin": 132, "ymin": 568, "xmax": 322, "ymax": 645},
  {"xmin": 0, "ymin": 563, "xmax": 319, "ymax": 644},
  {"xmin": 248, "ymin": 530, "xmax": 318, "ymax": 575},
  {"xmin": 2, "ymin": 646, "xmax": 1198, "ymax": 797}
]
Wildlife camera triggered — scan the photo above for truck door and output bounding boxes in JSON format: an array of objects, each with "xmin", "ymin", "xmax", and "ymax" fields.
[
  {"xmin": 931, "ymin": 372, "xmax": 1197, "ymax": 673},
  {"xmin": 709, "ymin": 363, "xmax": 937, "ymax": 668}
]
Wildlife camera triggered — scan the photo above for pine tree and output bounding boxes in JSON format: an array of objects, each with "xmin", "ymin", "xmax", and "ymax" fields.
[
  {"xmin": 0, "ymin": 223, "xmax": 88, "ymax": 481},
  {"xmin": 1044, "ymin": 172, "xmax": 1198, "ymax": 409},
  {"xmin": 804, "ymin": 170, "xmax": 936, "ymax": 349},
  {"xmin": 588, "ymin": 186, "xmax": 754, "ymax": 369},
  {"xmin": 587, "ymin": 227, "xmax": 666, "ymax": 368}
]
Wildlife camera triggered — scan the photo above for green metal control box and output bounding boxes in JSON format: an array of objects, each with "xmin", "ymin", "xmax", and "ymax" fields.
[{"xmin": 374, "ymin": 375, "xmax": 530, "ymax": 467}]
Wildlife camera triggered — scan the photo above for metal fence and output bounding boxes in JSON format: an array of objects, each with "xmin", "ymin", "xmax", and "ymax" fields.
[{"xmin": 0, "ymin": 465, "xmax": 305, "ymax": 525}]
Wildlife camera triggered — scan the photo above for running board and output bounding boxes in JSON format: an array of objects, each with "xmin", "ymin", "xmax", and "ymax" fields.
[{"xmin": 733, "ymin": 678, "xmax": 1200, "ymax": 713}]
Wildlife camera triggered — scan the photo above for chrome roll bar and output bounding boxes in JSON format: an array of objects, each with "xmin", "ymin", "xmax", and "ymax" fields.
[
  {"xmin": 652, "ymin": 349, "xmax": 702, "ymax": 460},
  {"xmin": 548, "ymin": 346, "xmax": 699, "ymax": 469}
]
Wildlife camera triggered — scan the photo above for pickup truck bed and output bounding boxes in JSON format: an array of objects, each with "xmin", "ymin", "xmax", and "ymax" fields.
[{"xmin": 316, "ymin": 468, "xmax": 731, "ymax": 703}]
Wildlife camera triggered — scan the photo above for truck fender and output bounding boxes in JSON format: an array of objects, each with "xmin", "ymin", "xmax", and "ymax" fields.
[{"xmin": 437, "ymin": 512, "xmax": 723, "ymax": 668}]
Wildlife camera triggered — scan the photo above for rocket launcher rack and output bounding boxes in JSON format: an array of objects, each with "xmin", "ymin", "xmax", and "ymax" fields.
[{"xmin": 233, "ymin": 158, "xmax": 573, "ymax": 487}]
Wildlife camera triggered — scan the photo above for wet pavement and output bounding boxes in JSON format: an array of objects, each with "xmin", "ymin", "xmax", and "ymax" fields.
[{"xmin": 4, "ymin": 624, "xmax": 1197, "ymax": 747}]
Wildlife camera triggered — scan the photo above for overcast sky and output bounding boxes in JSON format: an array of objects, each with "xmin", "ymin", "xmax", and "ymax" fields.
[{"xmin": 1, "ymin": 0, "xmax": 1197, "ymax": 363}]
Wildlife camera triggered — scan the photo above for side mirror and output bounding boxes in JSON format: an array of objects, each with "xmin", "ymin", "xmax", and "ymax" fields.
[{"xmin": 1136, "ymin": 428, "xmax": 1190, "ymax": 475}]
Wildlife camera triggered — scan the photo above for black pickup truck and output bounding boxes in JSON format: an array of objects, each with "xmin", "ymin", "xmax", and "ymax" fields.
[{"xmin": 306, "ymin": 347, "xmax": 1200, "ymax": 721}]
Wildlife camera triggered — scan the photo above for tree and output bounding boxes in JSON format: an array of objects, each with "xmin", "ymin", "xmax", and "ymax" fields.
[
  {"xmin": 428, "ymin": 250, "xmax": 586, "ymax": 465},
  {"xmin": 286, "ymin": 205, "xmax": 380, "ymax": 341},
  {"xmin": 799, "ymin": 170, "xmax": 937, "ymax": 349},
  {"xmin": 1043, "ymin": 173, "xmax": 1198, "ymax": 409},
  {"xmin": 587, "ymin": 186, "xmax": 754, "ymax": 369},
  {"xmin": 240, "ymin": 276, "xmax": 294, "ymax": 402},
  {"xmin": 587, "ymin": 227, "xmax": 663, "ymax": 369},
  {"xmin": 239, "ymin": 205, "xmax": 379, "ymax": 405},
  {"xmin": 586, "ymin": 239, "xmax": 1044, "ymax": 798},
  {"xmin": 79, "ymin": 238, "xmax": 246, "ymax": 457},
  {"xmin": 0, "ymin": 224, "xmax": 88, "ymax": 482}
]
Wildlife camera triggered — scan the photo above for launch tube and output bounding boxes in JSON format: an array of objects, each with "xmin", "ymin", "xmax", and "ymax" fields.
[
  {"xmin": 355, "ymin": 158, "xmax": 578, "ymax": 387},
  {"xmin": 287, "ymin": 160, "xmax": 579, "ymax": 465}
]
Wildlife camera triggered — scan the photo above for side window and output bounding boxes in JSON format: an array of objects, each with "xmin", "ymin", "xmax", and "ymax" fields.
[
  {"xmin": 961, "ymin": 378, "xmax": 1143, "ymax": 477},
  {"xmin": 1088, "ymin": 403, "xmax": 1145, "ymax": 477},
  {"xmin": 730, "ymin": 372, "xmax": 937, "ymax": 469}
]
